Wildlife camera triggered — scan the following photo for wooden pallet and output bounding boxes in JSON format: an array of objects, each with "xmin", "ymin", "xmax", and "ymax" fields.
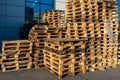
[
  {"xmin": 2, "ymin": 66, "xmax": 18, "ymax": 72},
  {"xmin": 44, "ymin": 38, "xmax": 85, "ymax": 54},
  {"xmin": 2, "ymin": 40, "xmax": 32, "ymax": 52},
  {"xmin": 2, "ymin": 65, "xmax": 31, "ymax": 72},
  {"xmin": 1, "ymin": 59, "xmax": 32, "ymax": 72}
]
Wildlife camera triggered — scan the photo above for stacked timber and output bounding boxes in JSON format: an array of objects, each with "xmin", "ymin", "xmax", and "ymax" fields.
[
  {"xmin": 43, "ymin": 38, "xmax": 86, "ymax": 79},
  {"xmin": 42, "ymin": 10, "xmax": 65, "ymax": 27},
  {"xmin": 98, "ymin": 1, "xmax": 118, "ymax": 69},
  {"xmin": 66, "ymin": 0, "xmax": 119, "ymax": 72},
  {"xmin": 66, "ymin": 0, "xmax": 88, "ymax": 39},
  {"xmin": 1, "ymin": 40, "xmax": 32, "ymax": 72},
  {"xmin": 66, "ymin": 0, "xmax": 101, "ymax": 72},
  {"xmin": 85, "ymin": 0, "xmax": 102, "ymax": 71},
  {"xmin": 28, "ymin": 25, "xmax": 60, "ymax": 69}
]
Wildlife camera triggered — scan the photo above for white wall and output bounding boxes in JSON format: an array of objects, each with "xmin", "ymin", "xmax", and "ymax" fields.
[
  {"xmin": 0, "ymin": 0, "xmax": 25, "ymax": 50},
  {"xmin": 55, "ymin": 0, "xmax": 66, "ymax": 10}
]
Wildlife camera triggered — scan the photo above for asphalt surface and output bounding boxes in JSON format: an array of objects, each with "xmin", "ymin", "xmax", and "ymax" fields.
[{"xmin": 0, "ymin": 66, "xmax": 120, "ymax": 80}]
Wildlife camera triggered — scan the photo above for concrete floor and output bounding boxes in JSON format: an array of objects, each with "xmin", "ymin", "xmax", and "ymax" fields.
[{"xmin": 0, "ymin": 66, "xmax": 120, "ymax": 80}]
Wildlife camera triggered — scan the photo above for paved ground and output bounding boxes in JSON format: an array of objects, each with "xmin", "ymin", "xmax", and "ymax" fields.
[{"xmin": 0, "ymin": 66, "xmax": 120, "ymax": 80}]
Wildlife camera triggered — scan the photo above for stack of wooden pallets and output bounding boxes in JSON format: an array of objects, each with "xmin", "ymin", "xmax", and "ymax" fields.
[
  {"xmin": 1, "ymin": 40, "xmax": 32, "ymax": 72},
  {"xmin": 42, "ymin": 10, "xmax": 65, "ymax": 27},
  {"xmin": 28, "ymin": 25, "xmax": 60, "ymax": 40},
  {"xmin": 42, "ymin": 10, "xmax": 66, "ymax": 38},
  {"xmin": 66, "ymin": 0, "xmax": 119, "ymax": 72},
  {"xmin": 98, "ymin": 1, "xmax": 118, "ymax": 69},
  {"xmin": 28, "ymin": 25, "xmax": 60, "ymax": 69},
  {"xmin": 84, "ymin": 0, "xmax": 102, "ymax": 71},
  {"xmin": 43, "ymin": 38, "xmax": 86, "ymax": 79},
  {"xmin": 66, "ymin": 0, "xmax": 88, "ymax": 40},
  {"xmin": 66, "ymin": 0, "xmax": 101, "ymax": 72},
  {"xmin": 0, "ymin": 0, "xmax": 119, "ymax": 79}
]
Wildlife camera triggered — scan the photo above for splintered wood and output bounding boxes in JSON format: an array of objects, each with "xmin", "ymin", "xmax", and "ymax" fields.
[
  {"xmin": 66, "ymin": 0, "xmax": 118, "ymax": 72},
  {"xmin": 43, "ymin": 38, "xmax": 86, "ymax": 78},
  {"xmin": 1, "ymin": 40, "xmax": 32, "ymax": 72},
  {"xmin": 28, "ymin": 25, "xmax": 60, "ymax": 69}
]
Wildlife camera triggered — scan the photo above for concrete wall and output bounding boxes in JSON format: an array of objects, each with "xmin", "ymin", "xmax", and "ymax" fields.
[
  {"xmin": 55, "ymin": 0, "xmax": 65, "ymax": 10},
  {"xmin": 0, "ymin": 0, "xmax": 25, "ymax": 50}
]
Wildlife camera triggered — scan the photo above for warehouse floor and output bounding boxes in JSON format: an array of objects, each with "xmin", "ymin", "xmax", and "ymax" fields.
[{"xmin": 0, "ymin": 66, "xmax": 120, "ymax": 80}]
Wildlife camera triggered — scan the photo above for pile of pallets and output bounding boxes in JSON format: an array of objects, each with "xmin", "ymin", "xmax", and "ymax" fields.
[
  {"xmin": 84, "ymin": 1, "xmax": 102, "ymax": 71},
  {"xmin": 66, "ymin": 0, "xmax": 101, "ymax": 72},
  {"xmin": 1, "ymin": 40, "xmax": 32, "ymax": 72},
  {"xmin": 43, "ymin": 38, "xmax": 86, "ymax": 78},
  {"xmin": 42, "ymin": 10, "xmax": 66, "ymax": 38},
  {"xmin": 66, "ymin": 0, "xmax": 119, "ymax": 72},
  {"xmin": 98, "ymin": 1, "xmax": 118, "ymax": 69},
  {"xmin": 42, "ymin": 10, "xmax": 65, "ymax": 27},
  {"xmin": 28, "ymin": 25, "xmax": 60, "ymax": 69},
  {"xmin": 0, "ymin": 0, "xmax": 119, "ymax": 79},
  {"xmin": 66, "ymin": 0, "xmax": 89, "ymax": 39}
]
